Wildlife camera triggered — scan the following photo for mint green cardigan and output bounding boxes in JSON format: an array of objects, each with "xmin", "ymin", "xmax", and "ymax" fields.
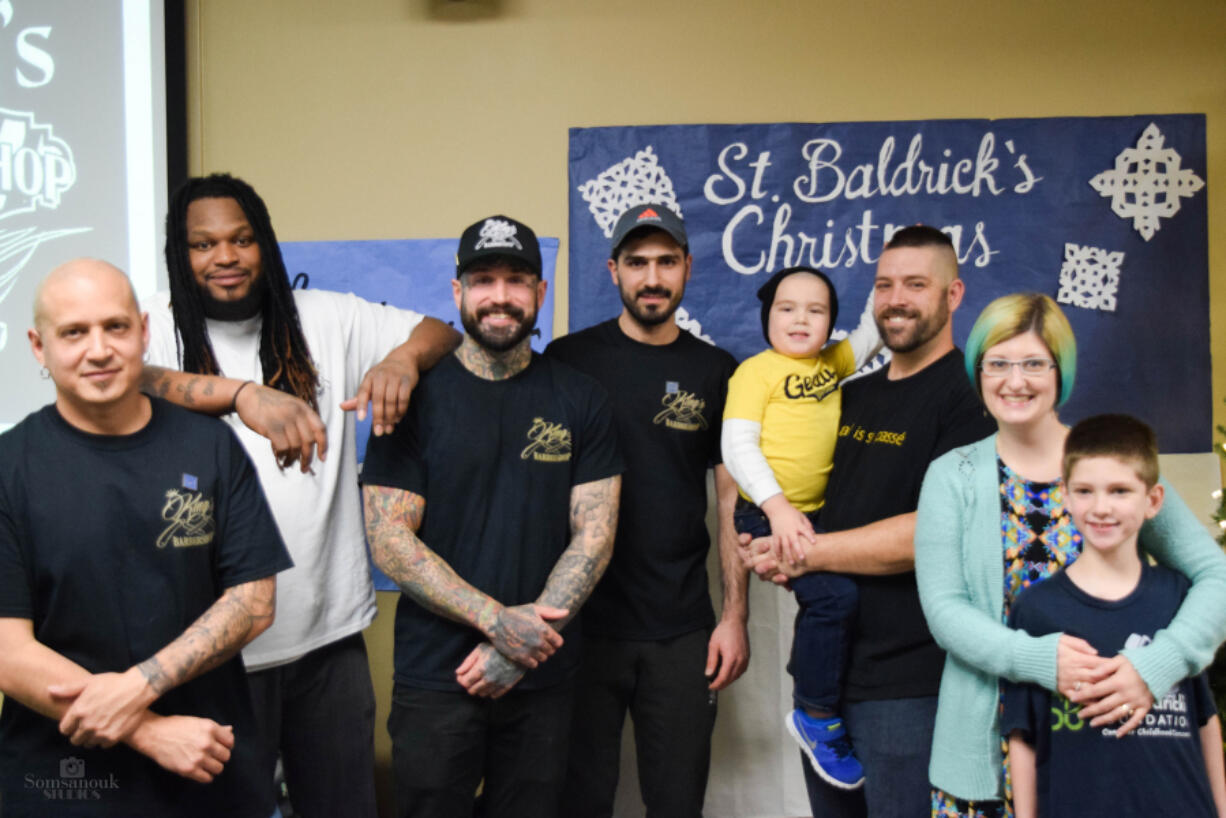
[{"xmin": 914, "ymin": 433, "xmax": 1226, "ymax": 800}]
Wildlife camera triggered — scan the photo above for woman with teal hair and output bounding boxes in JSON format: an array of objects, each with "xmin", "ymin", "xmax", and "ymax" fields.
[{"xmin": 914, "ymin": 292, "xmax": 1226, "ymax": 817}]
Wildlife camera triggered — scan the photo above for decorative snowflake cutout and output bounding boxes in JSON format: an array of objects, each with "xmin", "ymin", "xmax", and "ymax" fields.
[
  {"xmin": 577, "ymin": 146, "xmax": 681, "ymax": 238},
  {"xmin": 676, "ymin": 306, "xmax": 714, "ymax": 345},
  {"xmin": 1088, "ymin": 123, "xmax": 1204, "ymax": 241},
  {"xmin": 1056, "ymin": 242, "xmax": 1124, "ymax": 312}
]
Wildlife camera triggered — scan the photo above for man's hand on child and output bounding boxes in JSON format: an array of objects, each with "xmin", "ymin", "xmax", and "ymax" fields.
[{"xmin": 760, "ymin": 495, "xmax": 816, "ymax": 566}]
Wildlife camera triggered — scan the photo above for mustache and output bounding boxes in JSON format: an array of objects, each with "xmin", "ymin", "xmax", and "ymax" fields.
[
  {"xmin": 635, "ymin": 286, "xmax": 673, "ymax": 299},
  {"xmin": 877, "ymin": 306, "xmax": 918, "ymax": 320},
  {"xmin": 476, "ymin": 303, "xmax": 527, "ymax": 321}
]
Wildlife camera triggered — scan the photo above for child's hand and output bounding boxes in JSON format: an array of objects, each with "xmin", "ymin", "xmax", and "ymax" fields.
[{"xmin": 760, "ymin": 495, "xmax": 816, "ymax": 567}]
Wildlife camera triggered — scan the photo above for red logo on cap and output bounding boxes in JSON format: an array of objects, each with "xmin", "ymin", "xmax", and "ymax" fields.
[{"xmin": 637, "ymin": 208, "xmax": 661, "ymax": 222}]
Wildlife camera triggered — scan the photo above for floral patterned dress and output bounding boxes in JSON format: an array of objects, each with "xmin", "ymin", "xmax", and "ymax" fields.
[{"xmin": 930, "ymin": 458, "xmax": 1082, "ymax": 818}]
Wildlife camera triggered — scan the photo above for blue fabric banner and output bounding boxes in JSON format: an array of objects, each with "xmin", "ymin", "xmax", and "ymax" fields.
[
  {"xmin": 281, "ymin": 236, "xmax": 559, "ymax": 589},
  {"xmin": 568, "ymin": 116, "xmax": 1209, "ymax": 452}
]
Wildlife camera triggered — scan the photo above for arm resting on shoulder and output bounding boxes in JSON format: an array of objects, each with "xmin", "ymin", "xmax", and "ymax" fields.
[
  {"xmin": 362, "ymin": 484, "xmax": 564, "ymax": 669},
  {"xmin": 342, "ymin": 317, "xmax": 461, "ymax": 435},
  {"xmin": 1122, "ymin": 478, "xmax": 1226, "ymax": 698},
  {"xmin": 142, "ymin": 366, "xmax": 327, "ymax": 471},
  {"xmin": 914, "ymin": 458, "xmax": 1062, "ymax": 690},
  {"xmin": 0, "ymin": 618, "xmax": 236, "ymax": 783}
]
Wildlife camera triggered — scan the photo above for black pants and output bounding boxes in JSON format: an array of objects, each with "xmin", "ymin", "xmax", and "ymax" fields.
[
  {"xmin": 560, "ymin": 629, "xmax": 717, "ymax": 818},
  {"xmin": 246, "ymin": 632, "xmax": 377, "ymax": 818},
  {"xmin": 388, "ymin": 680, "xmax": 575, "ymax": 818}
]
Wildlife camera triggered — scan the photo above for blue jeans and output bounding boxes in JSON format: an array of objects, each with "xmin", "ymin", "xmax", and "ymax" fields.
[
  {"xmin": 734, "ymin": 502, "xmax": 858, "ymax": 711},
  {"xmin": 802, "ymin": 696, "xmax": 939, "ymax": 818}
]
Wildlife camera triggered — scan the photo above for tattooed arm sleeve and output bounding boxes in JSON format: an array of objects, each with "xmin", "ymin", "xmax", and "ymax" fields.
[
  {"xmin": 137, "ymin": 576, "xmax": 276, "ymax": 694},
  {"xmin": 362, "ymin": 484, "xmax": 505, "ymax": 634},
  {"xmin": 363, "ymin": 484, "xmax": 565, "ymax": 670},
  {"xmin": 534, "ymin": 475, "xmax": 622, "ymax": 627},
  {"xmin": 142, "ymin": 366, "xmax": 327, "ymax": 471},
  {"xmin": 52, "ymin": 576, "xmax": 277, "ymax": 747}
]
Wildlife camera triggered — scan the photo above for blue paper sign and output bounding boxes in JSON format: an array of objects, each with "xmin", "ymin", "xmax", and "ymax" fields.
[{"xmin": 568, "ymin": 116, "xmax": 1209, "ymax": 452}]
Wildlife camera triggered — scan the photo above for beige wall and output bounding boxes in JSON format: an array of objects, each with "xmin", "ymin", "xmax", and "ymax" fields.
[{"xmin": 184, "ymin": 0, "xmax": 1226, "ymax": 806}]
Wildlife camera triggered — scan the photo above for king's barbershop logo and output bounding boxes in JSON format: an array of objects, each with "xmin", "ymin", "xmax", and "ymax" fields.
[
  {"xmin": 653, "ymin": 389, "xmax": 708, "ymax": 431},
  {"xmin": 157, "ymin": 489, "xmax": 216, "ymax": 549},
  {"xmin": 23, "ymin": 757, "xmax": 119, "ymax": 801},
  {"xmin": 520, "ymin": 417, "xmax": 572, "ymax": 462}
]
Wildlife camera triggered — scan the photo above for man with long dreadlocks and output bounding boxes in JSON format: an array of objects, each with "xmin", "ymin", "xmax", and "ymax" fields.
[{"xmin": 143, "ymin": 173, "xmax": 459, "ymax": 817}]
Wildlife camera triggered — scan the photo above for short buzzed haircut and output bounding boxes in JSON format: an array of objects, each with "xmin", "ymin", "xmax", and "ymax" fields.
[
  {"xmin": 883, "ymin": 224, "xmax": 959, "ymax": 284},
  {"xmin": 885, "ymin": 224, "xmax": 954, "ymax": 252},
  {"xmin": 1063, "ymin": 413, "xmax": 1160, "ymax": 488}
]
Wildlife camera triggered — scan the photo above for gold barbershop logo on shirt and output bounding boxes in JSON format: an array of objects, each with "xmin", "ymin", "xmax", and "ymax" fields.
[
  {"xmin": 521, "ymin": 417, "xmax": 573, "ymax": 462},
  {"xmin": 653, "ymin": 388, "xmax": 708, "ymax": 432},
  {"xmin": 156, "ymin": 488, "xmax": 216, "ymax": 549}
]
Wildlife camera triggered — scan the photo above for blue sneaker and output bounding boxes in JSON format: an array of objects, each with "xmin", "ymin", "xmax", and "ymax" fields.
[{"xmin": 785, "ymin": 709, "xmax": 865, "ymax": 791}]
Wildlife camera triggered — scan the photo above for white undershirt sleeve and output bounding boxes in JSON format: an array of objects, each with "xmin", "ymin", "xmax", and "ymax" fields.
[
  {"xmin": 721, "ymin": 417, "xmax": 785, "ymax": 507},
  {"xmin": 845, "ymin": 289, "xmax": 884, "ymax": 370}
]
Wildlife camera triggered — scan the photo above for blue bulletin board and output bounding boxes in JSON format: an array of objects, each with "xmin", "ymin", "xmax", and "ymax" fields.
[
  {"xmin": 280, "ymin": 236, "xmax": 559, "ymax": 589},
  {"xmin": 568, "ymin": 116, "xmax": 1209, "ymax": 452}
]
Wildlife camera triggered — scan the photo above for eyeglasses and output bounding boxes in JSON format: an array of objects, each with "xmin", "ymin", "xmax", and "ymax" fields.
[{"xmin": 980, "ymin": 357, "xmax": 1057, "ymax": 378}]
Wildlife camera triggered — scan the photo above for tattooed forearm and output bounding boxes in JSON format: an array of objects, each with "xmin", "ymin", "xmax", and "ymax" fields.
[
  {"xmin": 141, "ymin": 366, "xmax": 225, "ymax": 413},
  {"xmin": 363, "ymin": 485, "xmax": 502, "ymax": 633},
  {"xmin": 536, "ymin": 475, "xmax": 620, "ymax": 626},
  {"xmin": 137, "ymin": 578, "xmax": 275, "ymax": 696}
]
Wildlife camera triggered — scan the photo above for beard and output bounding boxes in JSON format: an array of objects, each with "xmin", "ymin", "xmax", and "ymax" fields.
[
  {"xmin": 875, "ymin": 294, "xmax": 950, "ymax": 354},
  {"xmin": 200, "ymin": 275, "xmax": 266, "ymax": 321},
  {"xmin": 618, "ymin": 283, "xmax": 683, "ymax": 328},
  {"xmin": 460, "ymin": 301, "xmax": 538, "ymax": 352}
]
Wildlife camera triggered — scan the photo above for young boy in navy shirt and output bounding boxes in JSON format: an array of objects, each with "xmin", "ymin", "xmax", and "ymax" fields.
[{"xmin": 1003, "ymin": 414, "xmax": 1226, "ymax": 817}]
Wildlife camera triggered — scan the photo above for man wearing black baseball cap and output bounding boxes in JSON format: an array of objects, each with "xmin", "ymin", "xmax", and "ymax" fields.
[
  {"xmin": 361, "ymin": 215, "xmax": 624, "ymax": 818},
  {"xmin": 549, "ymin": 204, "xmax": 749, "ymax": 817}
]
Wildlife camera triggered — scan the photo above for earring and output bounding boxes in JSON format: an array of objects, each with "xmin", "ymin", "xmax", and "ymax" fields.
[{"xmin": 39, "ymin": 367, "xmax": 50, "ymax": 379}]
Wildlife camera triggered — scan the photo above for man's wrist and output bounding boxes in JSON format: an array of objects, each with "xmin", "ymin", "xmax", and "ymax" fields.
[{"xmin": 475, "ymin": 599, "xmax": 502, "ymax": 638}]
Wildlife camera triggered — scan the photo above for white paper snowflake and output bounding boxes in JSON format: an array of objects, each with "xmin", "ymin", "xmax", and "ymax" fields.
[
  {"xmin": 676, "ymin": 306, "xmax": 714, "ymax": 345},
  {"xmin": 577, "ymin": 146, "xmax": 681, "ymax": 237},
  {"xmin": 1088, "ymin": 123, "xmax": 1204, "ymax": 241},
  {"xmin": 1056, "ymin": 242, "xmax": 1124, "ymax": 312}
]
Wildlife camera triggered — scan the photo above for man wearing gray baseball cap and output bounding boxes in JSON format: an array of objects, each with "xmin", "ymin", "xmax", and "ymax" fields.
[{"xmin": 550, "ymin": 204, "xmax": 750, "ymax": 817}]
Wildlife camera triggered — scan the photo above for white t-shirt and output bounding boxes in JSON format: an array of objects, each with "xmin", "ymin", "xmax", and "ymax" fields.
[{"xmin": 144, "ymin": 288, "xmax": 425, "ymax": 670}]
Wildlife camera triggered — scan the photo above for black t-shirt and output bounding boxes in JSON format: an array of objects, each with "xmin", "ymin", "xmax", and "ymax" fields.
[
  {"xmin": 361, "ymin": 353, "xmax": 624, "ymax": 691},
  {"xmin": 1002, "ymin": 565, "xmax": 1218, "ymax": 818},
  {"xmin": 820, "ymin": 348, "xmax": 993, "ymax": 701},
  {"xmin": 0, "ymin": 399, "xmax": 290, "ymax": 818},
  {"xmin": 546, "ymin": 319, "xmax": 737, "ymax": 640}
]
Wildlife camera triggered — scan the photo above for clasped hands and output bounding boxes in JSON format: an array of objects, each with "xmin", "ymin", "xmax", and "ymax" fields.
[
  {"xmin": 1056, "ymin": 634, "xmax": 1155, "ymax": 738},
  {"xmin": 456, "ymin": 603, "xmax": 569, "ymax": 700},
  {"xmin": 48, "ymin": 666, "xmax": 234, "ymax": 783}
]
